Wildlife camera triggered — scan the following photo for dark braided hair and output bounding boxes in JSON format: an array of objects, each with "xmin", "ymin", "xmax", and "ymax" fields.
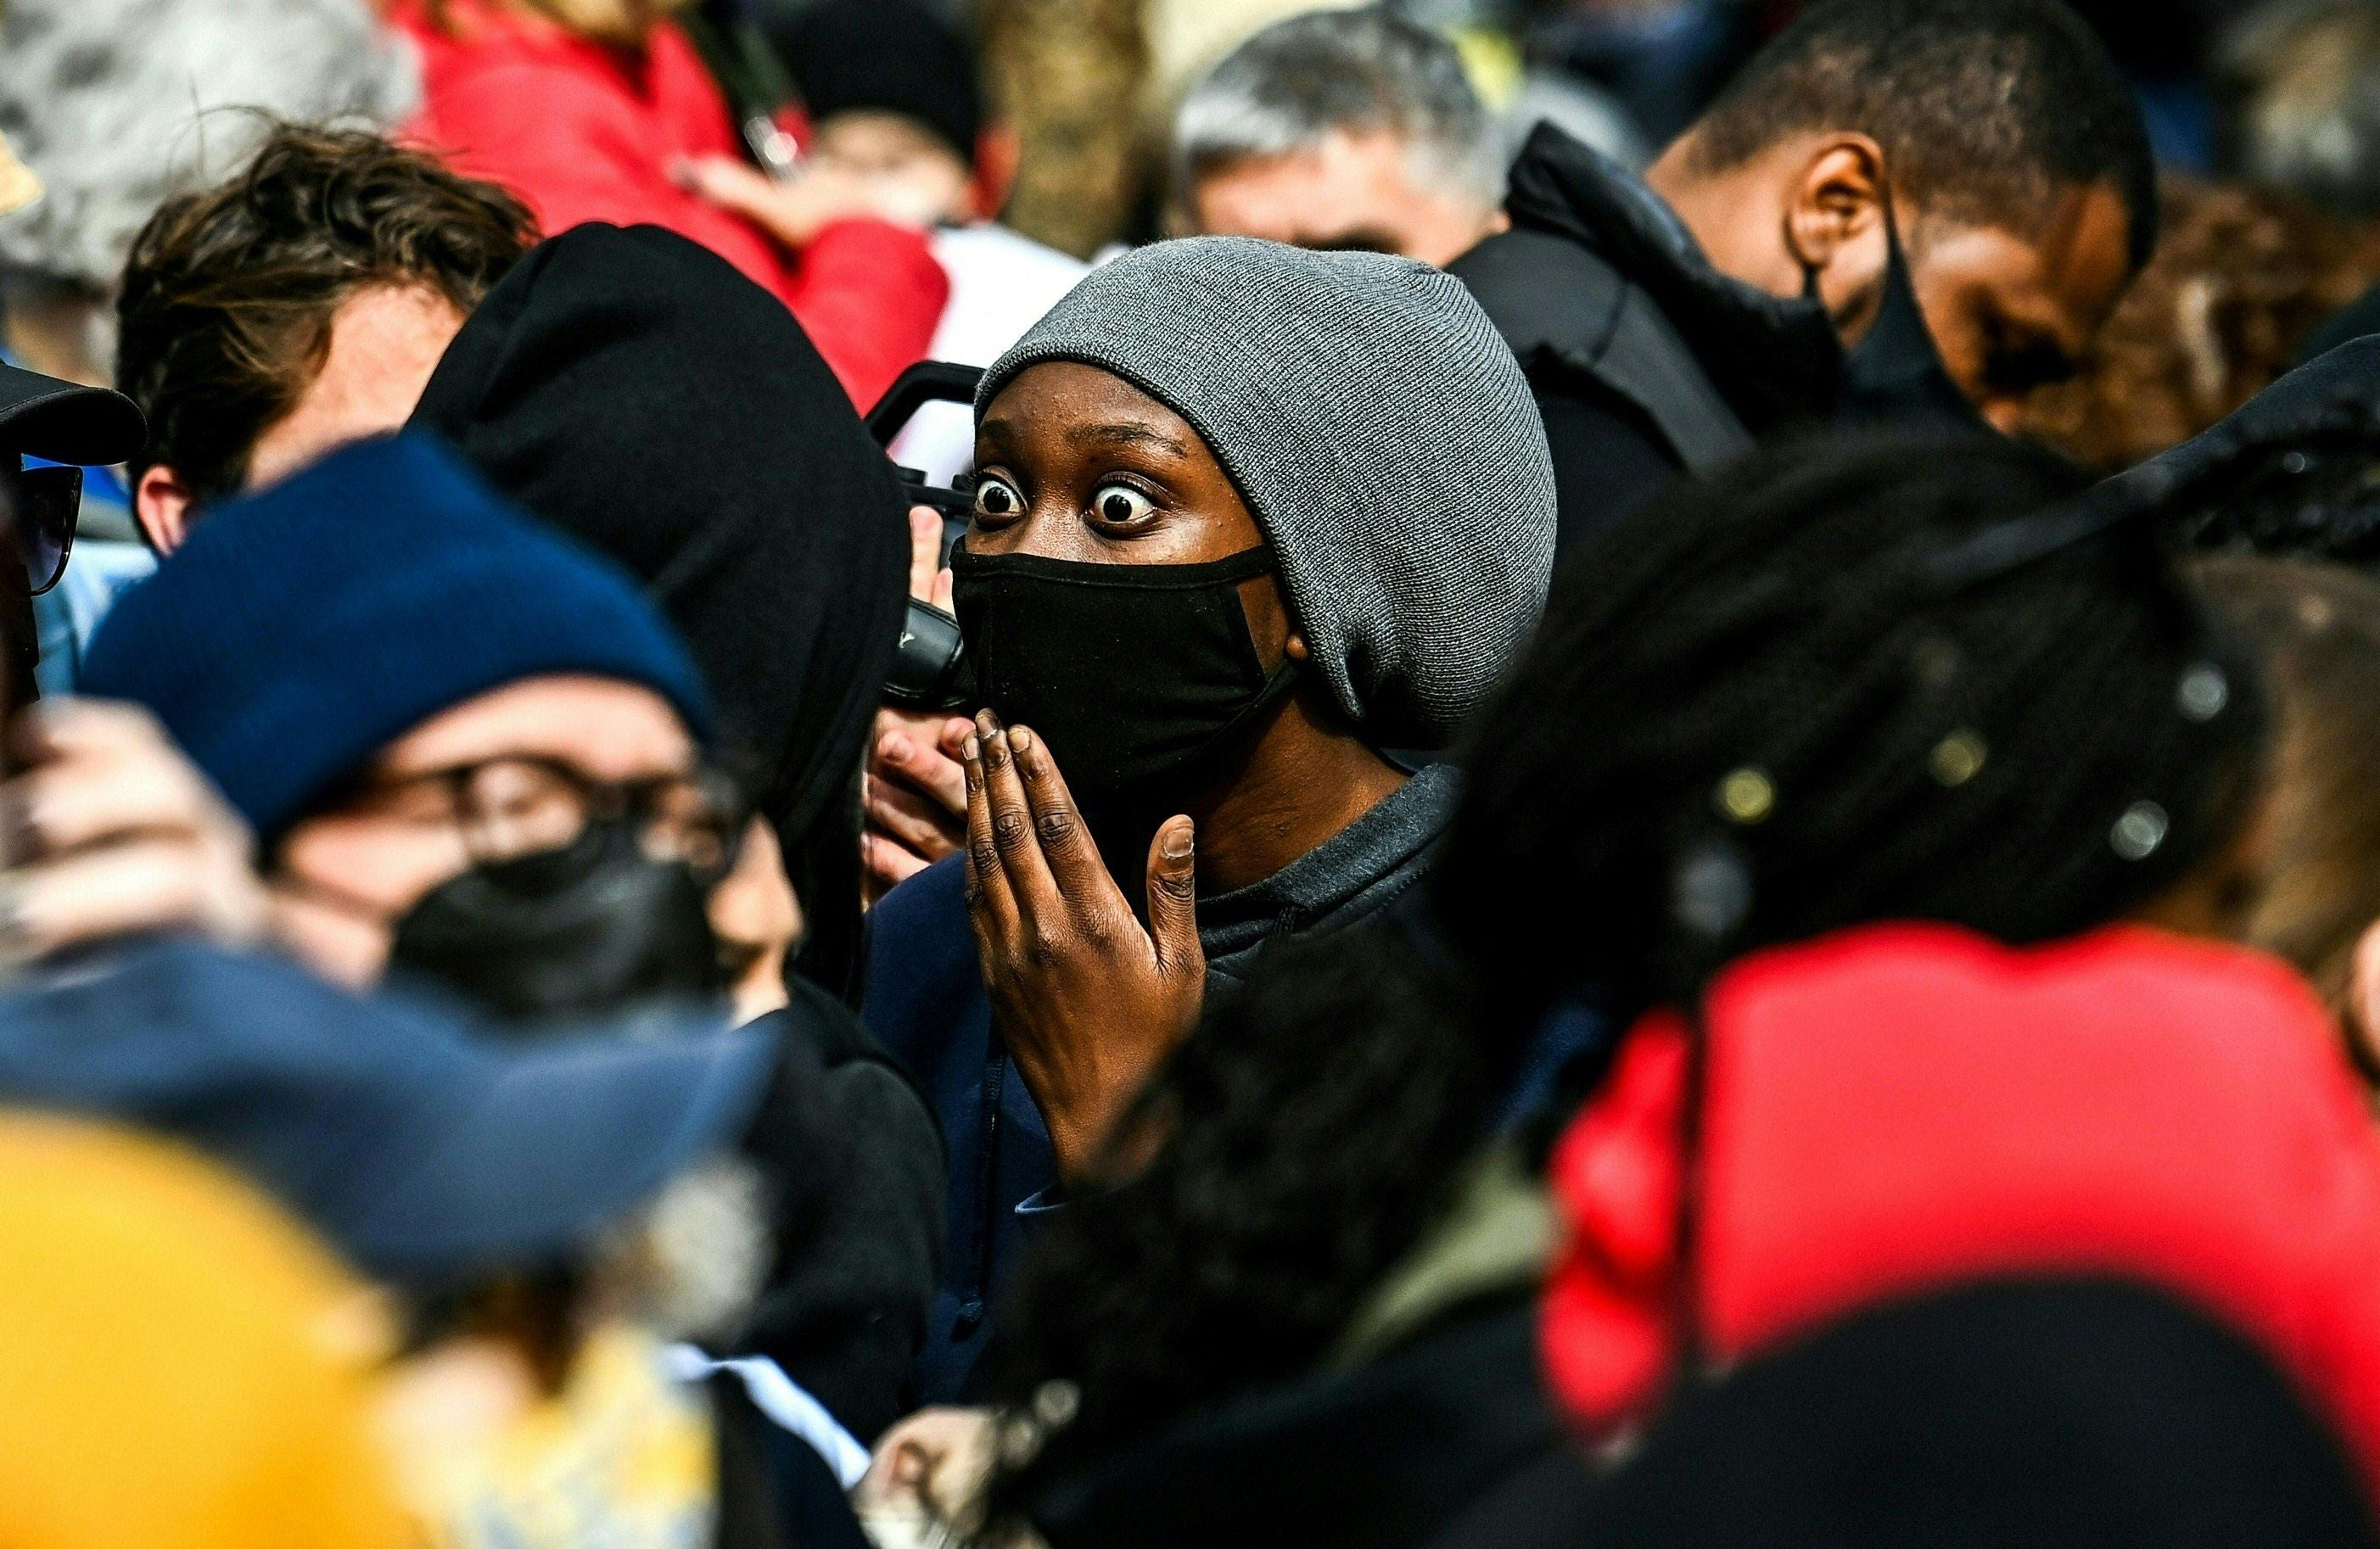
[
  {"xmin": 975, "ymin": 433, "xmax": 2271, "ymax": 1520},
  {"xmin": 1442, "ymin": 432, "xmax": 2269, "ymax": 1028}
]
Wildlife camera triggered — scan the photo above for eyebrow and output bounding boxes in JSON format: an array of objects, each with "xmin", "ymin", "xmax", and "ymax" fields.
[{"xmin": 1064, "ymin": 422, "xmax": 1194, "ymax": 458}]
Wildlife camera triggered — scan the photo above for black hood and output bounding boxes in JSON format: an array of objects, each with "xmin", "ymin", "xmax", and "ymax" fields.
[
  {"xmin": 1499, "ymin": 122, "xmax": 1845, "ymax": 433},
  {"xmin": 412, "ymin": 224, "xmax": 910, "ymax": 1002},
  {"xmin": 2084, "ymin": 333, "xmax": 2380, "ymax": 565}
]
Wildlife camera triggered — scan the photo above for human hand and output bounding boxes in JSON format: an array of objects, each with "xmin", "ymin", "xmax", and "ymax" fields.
[
  {"xmin": 865, "ymin": 508, "xmax": 968, "ymax": 898},
  {"xmin": 855, "ymin": 1406, "xmax": 995, "ymax": 1543},
  {"xmin": 0, "ymin": 699, "xmax": 269, "ymax": 960},
  {"xmin": 961, "ymin": 711, "xmax": 1204, "ymax": 1179},
  {"xmin": 866, "ymin": 710, "xmax": 972, "ymax": 898},
  {"xmin": 671, "ymin": 155, "xmax": 929, "ymax": 249}
]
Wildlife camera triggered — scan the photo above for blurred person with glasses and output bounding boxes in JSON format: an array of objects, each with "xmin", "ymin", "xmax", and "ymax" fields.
[{"xmin": 0, "ymin": 431, "xmax": 943, "ymax": 1445}]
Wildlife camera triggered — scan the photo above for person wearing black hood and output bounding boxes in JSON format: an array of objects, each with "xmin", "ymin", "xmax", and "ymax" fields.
[
  {"xmin": 409, "ymin": 221, "xmax": 910, "ymax": 1009},
  {"xmin": 1453, "ymin": 0, "xmax": 2157, "ymax": 546}
]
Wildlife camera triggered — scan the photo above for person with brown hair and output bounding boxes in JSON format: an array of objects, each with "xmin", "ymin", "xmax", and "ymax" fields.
[
  {"xmin": 114, "ymin": 124, "xmax": 536, "ymax": 551},
  {"xmin": 2195, "ymin": 554, "xmax": 2380, "ymax": 1077},
  {"xmin": 2018, "ymin": 180, "xmax": 2380, "ymax": 470}
]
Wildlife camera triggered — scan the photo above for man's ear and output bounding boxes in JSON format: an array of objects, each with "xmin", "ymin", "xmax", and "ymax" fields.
[
  {"xmin": 1784, "ymin": 134, "xmax": 1891, "ymax": 312},
  {"xmin": 133, "ymin": 464, "xmax": 195, "ymax": 556},
  {"xmin": 969, "ymin": 124, "xmax": 1020, "ymax": 222}
]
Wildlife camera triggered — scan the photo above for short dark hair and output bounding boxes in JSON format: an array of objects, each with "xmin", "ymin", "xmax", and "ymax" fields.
[
  {"xmin": 1688, "ymin": 0, "xmax": 2159, "ymax": 271},
  {"xmin": 115, "ymin": 124, "xmax": 538, "ymax": 501}
]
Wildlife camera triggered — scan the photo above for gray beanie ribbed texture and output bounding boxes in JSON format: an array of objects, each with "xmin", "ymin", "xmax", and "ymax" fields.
[{"xmin": 977, "ymin": 235, "xmax": 1557, "ymax": 746}]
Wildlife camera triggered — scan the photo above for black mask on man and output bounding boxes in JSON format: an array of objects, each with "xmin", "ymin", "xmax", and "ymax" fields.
[
  {"xmin": 949, "ymin": 545, "xmax": 1297, "ymax": 809},
  {"xmin": 1821, "ymin": 208, "xmax": 1994, "ymax": 439},
  {"xmin": 388, "ymin": 813, "xmax": 728, "ymax": 1029}
]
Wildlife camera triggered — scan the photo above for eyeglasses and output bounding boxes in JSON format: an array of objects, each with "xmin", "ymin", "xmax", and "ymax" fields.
[
  {"xmin": 347, "ymin": 757, "xmax": 748, "ymax": 880},
  {"xmin": 4, "ymin": 463, "xmax": 80, "ymax": 596}
]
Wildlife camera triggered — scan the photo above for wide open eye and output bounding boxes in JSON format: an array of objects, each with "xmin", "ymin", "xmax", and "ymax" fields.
[
  {"xmin": 974, "ymin": 474, "xmax": 1025, "ymax": 520},
  {"xmin": 1090, "ymin": 484, "xmax": 1155, "ymax": 525}
]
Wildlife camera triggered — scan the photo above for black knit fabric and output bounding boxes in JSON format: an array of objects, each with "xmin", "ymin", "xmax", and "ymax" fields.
[{"xmin": 411, "ymin": 223, "xmax": 909, "ymax": 998}]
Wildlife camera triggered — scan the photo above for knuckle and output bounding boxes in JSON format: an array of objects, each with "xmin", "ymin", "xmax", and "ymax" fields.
[
  {"xmin": 1034, "ymin": 808, "xmax": 1078, "ymax": 847},
  {"xmin": 991, "ymin": 808, "xmax": 1033, "ymax": 852}
]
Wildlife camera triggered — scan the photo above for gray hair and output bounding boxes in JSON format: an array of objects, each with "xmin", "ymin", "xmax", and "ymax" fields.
[
  {"xmin": 0, "ymin": 0, "xmax": 419, "ymax": 297},
  {"xmin": 1173, "ymin": 7, "xmax": 1504, "ymax": 213}
]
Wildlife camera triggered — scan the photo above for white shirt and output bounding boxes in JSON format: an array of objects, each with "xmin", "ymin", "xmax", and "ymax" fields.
[{"xmin": 890, "ymin": 223, "xmax": 1090, "ymax": 484}]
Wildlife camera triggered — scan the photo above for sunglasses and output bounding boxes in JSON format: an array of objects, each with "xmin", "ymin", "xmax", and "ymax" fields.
[{"xmin": 5, "ymin": 463, "xmax": 78, "ymax": 596}]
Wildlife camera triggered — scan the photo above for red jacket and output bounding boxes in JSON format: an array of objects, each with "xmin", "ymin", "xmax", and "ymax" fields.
[
  {"xmin": 390, "ymin": 0, "xmax": 947, "ymax": 410},
  {"xmin": 1544, "ymin": 924, "xmax": 2380, "ymax": 1495}
]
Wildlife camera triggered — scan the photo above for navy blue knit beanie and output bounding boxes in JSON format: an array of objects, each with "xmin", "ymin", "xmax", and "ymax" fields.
[{"xmin": 82, "ymin": 433, "xmax": 712, "ymax": 838}]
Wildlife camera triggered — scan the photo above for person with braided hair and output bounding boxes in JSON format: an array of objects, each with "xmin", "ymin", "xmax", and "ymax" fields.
[{"xmin": 872, "ymin": 433, "xmax": 2380, "ymax": 1546}]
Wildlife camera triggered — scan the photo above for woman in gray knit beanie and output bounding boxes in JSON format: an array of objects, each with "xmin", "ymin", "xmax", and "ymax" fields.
[{"xmin": 861, "ymin": 234, "xmax": 1556, "ymax": 1402}]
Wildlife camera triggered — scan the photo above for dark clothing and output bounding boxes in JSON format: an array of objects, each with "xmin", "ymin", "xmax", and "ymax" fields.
[
  {"xmin": 1449, "ymin": 124, "xmax": 1846, "ymax": 547},
  {"xmin": 412, "ymin": 222, "xmax": 911, "ymax": 1002},
  {"xmin": 733, "ymin": 976, "xmax": 944, "ymax": 1443},
  {"xmin": 712, "ymin": 1375, "xmax": 871, "ymax": 1549},
  {"xmin": 863, "ymin": 763, "xmax": 1464, "ymax": 1402},
  {"xmin": 1033, "ymin": 1299, "xmax": 1559, "ymax": 1549},
  {"xmin": 1428, "ymin": 1279, "xmax": 2379, "ymax": 1549}
]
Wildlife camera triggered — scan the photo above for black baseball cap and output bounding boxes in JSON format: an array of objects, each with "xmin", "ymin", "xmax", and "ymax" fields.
[
  {"xmin": 0, "ymin": 363, "xmax": 143, "ymax": 467},
  {"xmin": 0, "ymin": 939, "xmax": 776, "ymax": 1285}
]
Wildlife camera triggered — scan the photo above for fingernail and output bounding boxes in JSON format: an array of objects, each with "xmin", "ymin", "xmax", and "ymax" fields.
[
  {"xmin": 962, "ymin": 734, "xmax": 981, "ymax": 762},
  {"xmin": 1162, "ymin": 824, "xmax": 1193, "ymax": 859},
  {"xmin": 877, "ymin": 732, "xmax": 906, "ymax": 763},
  {"xmin": 1009, "ymin": 726, "xmax": 1033, "ymax": 755}
]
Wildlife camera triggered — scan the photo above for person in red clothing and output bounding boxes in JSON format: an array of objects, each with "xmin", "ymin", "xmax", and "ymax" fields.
[
  {"xmin": 386, "ymin": 0, "xmax": 948, "ymax": 409},
  {"xmin": 1431, "ymin": 432, "xmax": 2380, "ymax": 1498}
]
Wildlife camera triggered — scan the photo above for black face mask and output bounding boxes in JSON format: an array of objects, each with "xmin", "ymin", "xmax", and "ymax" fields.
[
  {"xmin": 949, "ymin": 545, "xmax": 1297, "ymax": 806},
  {"xmin": 388, "ymin": 812, "xmax": 729, "ymax": 1030},
  {"xmin": 1823, "ymin": 209, "xmax": 1995, "ymax": 439}
]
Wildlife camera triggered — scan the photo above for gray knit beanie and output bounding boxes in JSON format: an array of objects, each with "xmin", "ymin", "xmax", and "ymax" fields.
[{"xmin": 977, "ymin": 235, "xmax": 1557, "ymax": 747}]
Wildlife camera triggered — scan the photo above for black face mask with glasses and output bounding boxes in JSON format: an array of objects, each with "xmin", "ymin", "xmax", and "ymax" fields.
[{"xmin": 300, "ymin": 756, "xmax": 745, "ymax": 1032}]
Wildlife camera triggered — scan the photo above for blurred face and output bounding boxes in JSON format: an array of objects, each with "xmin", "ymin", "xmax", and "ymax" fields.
[
  {"xmin": 1902, "ymin": 186, "xmax": 2135, "ymax": 433},
  {"xmin": 1647, "ymin": 131, "xmax": 2136, "ymax": 433},
  {"xmin": 1187, "ymin": 129, "xmax": 1506, "ymax": 267},
  {"xmin": 812, "ymin": 110, "xmax": 977, "ymax": 227},
  {"xmin": 267, "ymin": 675, "xmax": 703, "ymax": 987}
]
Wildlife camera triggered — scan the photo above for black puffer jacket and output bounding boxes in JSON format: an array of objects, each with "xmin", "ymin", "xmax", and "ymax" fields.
[{"xmin": 1450, "ymin": 124, "xmax": 1847, "ymax": 547}]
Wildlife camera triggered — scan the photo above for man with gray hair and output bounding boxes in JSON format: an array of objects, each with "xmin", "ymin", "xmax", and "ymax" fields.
[{"xmin": 1173, "ymin": 7, "xmax": 1509, "ymax": 267}]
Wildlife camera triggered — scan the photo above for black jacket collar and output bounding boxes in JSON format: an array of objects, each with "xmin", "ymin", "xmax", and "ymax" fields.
[{"xmin": 1502, "ymin": 122, "xmax": 1845, "ymax": 430}]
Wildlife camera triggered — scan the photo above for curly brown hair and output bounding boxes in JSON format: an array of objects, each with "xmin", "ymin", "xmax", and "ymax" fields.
[
  {"xmin": 2019, "ymin": 179, "xmax": 2380, "ymax": 471},
  {"xmin": 115, "ymin": 122, "xmax": 537, "ymax": 501}
]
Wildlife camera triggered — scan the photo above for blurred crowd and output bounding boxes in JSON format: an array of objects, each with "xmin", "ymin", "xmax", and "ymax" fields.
[{"xmin": 20, "ymin": 1, "xmax": 2380, "ymax": 1547}]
